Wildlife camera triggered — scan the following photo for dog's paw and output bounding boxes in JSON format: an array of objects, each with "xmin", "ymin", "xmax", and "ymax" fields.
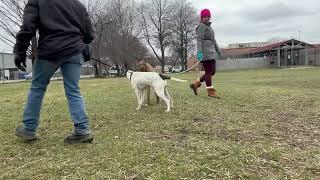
[
  {"xmin": 165, "ymin": 109, "xmax": 170, "ymax": 112},
  {"xmin": 136, "ymin": 107, "xmax": 141, "ymax": 111}
]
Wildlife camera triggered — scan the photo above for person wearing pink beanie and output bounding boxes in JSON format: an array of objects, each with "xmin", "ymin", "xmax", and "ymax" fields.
[{"xmin": 190, "ymin": 8, "xmax": 222, "ymax": 98}]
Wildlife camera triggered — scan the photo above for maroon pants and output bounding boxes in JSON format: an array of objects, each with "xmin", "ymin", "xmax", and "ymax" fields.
[{"xmin": 199, "ymin": 60, "xmax": 216, "ymax": 87}]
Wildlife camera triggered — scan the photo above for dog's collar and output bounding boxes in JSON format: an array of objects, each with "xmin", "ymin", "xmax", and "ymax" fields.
[{"xmin": 129, "ymin": 72, "xmax": 133, "ymax": 81}]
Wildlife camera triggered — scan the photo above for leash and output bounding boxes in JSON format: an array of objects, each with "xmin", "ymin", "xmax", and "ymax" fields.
[
  {"xmin": 91, "ymin": 57, "xmax": 202, "ymax": 76},
  {"xmin": 91, "ymin": 58, "xmax": 115, "ymax": 68},
  {"xmin": 164, "ymin": 61, "xmax": 201, "ymax": 75}
]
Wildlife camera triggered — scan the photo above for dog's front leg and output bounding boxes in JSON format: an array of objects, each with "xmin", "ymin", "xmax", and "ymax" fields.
[
  {"xmin": 141, "ymin": 89, "xmax": 146, "ymax": 107},
  {"xmin": 135, "ymin": 89, "xmax": 143, "ymax": 111},
  {"xmin": 147, "ymin": 86, "xmax": 151, "ymax": 105},
  {"xmin": 138, "ymin": 90, "xmax": 145, "ymax": 110}
]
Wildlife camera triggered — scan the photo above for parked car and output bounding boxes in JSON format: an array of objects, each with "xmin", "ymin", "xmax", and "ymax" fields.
[
  {"xmin": 172, "ymin": 66, "xmax": 182, "ymax": 73},
  {"xmin": 26, "ymin": 72, "xmax": 32, "ymax": 80},
  {"xmin": 18, "ymin": 72, "xmax": 27, "ymax": 80},
  {"xmin": 108, "ymin": 67, "xmax": 117, "ymax": 76}
]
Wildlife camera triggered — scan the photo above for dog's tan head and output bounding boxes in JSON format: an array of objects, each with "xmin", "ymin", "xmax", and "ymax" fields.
[
  {"xmin": 135, "ymin": 60, "xmax": 157, "ymax": 72},
  {"xmin": 136, "ymin": 60, "xmax": 149, "ymax": 72}
]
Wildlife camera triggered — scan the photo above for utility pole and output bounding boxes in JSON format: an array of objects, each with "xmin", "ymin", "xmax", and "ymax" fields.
[{"xmin": 298, "ymin": 30, "xmax": 301, "ymax": 41}]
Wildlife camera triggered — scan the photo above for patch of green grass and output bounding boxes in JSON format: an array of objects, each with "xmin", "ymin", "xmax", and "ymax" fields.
[{"xmin": 0, "ymin": 68, "xmax": 320, "ymax": 179}]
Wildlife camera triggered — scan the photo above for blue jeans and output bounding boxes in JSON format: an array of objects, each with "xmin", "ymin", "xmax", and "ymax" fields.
[{"xmin": 22, "ymin": 53, "xmax": 90, "ymax": 135}]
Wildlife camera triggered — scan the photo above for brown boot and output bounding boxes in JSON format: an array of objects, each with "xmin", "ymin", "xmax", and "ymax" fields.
[
  {"xmin": 190, "ymin": 80, "xmax": 202, "ymax": 95},
  {"xmin": 207, "ymin": 87, "xmax": 220, "ymax": 99}
]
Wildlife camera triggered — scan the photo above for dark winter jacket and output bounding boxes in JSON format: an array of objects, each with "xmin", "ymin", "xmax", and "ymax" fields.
[{"xmin": 14, "ymin": 0, "xmax": 94, "ymax": 61}]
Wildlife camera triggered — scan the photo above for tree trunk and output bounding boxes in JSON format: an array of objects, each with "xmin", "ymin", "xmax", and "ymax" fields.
[
  {"xmin": 93, "ymin": 61, "xmax": 99, "ymax": 77},
  {"xmin": 160, "ymin": 61, "xmax": 165, "ymax": 73},
  {"xmin": 184, "ymin": 46, "xmax": 188, "ymax": 70},
  {"xmin": 161, "ymin": 49, "xmax": 165, "ymax": 73},
  {"xmin": 180, "ymin": 31, "xmax": 184, "ymax": 70},
  {"xmin": 116, "ymin": 64, "xmax": 120, "ymax": 77}
]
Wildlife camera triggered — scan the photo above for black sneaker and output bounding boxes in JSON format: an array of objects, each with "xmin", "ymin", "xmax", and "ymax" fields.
[
  {"xmin": 15, "ymin": 126, "xmax": 38, "ymax": 142},
  {"xmin": 64, "ymin": 134, "xmax": 93, "ymax": 144}
]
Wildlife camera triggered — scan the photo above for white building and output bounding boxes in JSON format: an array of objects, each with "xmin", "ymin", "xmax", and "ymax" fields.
[
  {"xmin": 228, "ymin": 42, "xmax": 269, "ymax": 49},
  {"xmin": 0, "ymin": 52, "xmax": 32, "ymax": 80},
  {"xmin": 0, "ymin": 52, "xmax": 94, "ymax": 80}
]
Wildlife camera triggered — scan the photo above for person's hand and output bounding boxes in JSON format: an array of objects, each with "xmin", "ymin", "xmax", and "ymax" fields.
[
  {"xmin": 197, "ymin": 51, "xmax": 203, "ymax": 61},
  {"xmin": 14, "ymin": 54, "xmax": 27, "ymax": 71}
]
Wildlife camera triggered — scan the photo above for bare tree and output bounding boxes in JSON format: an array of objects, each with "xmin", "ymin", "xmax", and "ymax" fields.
[
  {"xmin": 86, "ymin": 0, "xmax": 148, "ymax": 76},
  {"xmin": 138, "ymin": 0, "xmax": 173, "ymax": 73},
  {"xmin": 0, "ymin": 0, "xmax": 37, "ymax": 64},
  {"xmin": 167, "ymin": 49, "xmax": 180, "ymax": 67},
  {"xmin": 0, "ymin": 0, "xmax": 23, "ymax": 47},
  {"xmin": 80, "ymin": 0, "xmax": 110, "ymax": 77},
  {"xmin": 170, "ymin": 0, "xmax": 197, "ymax": 70},
  {"xmin": 109, "ymin": 0, "xmax": 146, "ymax": 70}
]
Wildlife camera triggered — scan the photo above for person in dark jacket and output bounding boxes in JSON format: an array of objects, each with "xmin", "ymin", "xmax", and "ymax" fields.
[
  {"xmin": 190, "ymin": 9, "xmax": 221, "ymax": 98},
  {"xmin": 14, "ymin": 0, "xmax": 94, "ymax": 144}
]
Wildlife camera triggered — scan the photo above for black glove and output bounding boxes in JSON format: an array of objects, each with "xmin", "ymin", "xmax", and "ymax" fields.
[
  {"xmin": 82, "ymin": 45, "xmax": 91, "ymax": 62},
  {"xmin": 14, "ymin": 54, "xmax": 27, "ymax": 71}
]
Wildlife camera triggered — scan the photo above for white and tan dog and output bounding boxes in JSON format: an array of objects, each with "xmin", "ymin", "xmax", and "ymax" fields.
[{"xmin": 127, "ymin": 70, "xmax": 186, "ymax": 112}]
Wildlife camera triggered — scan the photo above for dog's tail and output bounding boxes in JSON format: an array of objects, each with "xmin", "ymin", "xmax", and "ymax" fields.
[{"xmin": 159, "ymin": 74, "xmax": 187, "ymax": 82}]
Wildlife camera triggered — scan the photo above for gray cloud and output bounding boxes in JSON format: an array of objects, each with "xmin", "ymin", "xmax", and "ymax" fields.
[
  {"xmin": 190, "ymin": 0, "xmax": 320, "ymax": 46},
  {"xmin": 2, "ymin": 0, "xmax": 320, "ymax": 51},
  {"xmin": 241, "ymin": 2, "xmax": 317, "ymax": 22}
]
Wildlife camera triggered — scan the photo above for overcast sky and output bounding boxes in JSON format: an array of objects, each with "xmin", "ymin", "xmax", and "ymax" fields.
[
  {"xmin": 189, "ymin": 0, "xmax": 320, "ymax": 47},
  {"xmin": 1, "ymin": 0, "xmax": 320, "ymax": 52}
]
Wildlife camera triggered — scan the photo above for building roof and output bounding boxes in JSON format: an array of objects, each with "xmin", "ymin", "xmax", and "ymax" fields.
[
  {"xmin": 222, "ymin": 47, "xmax": 256, "ymax": 56},
  {"xmin": 313, "ymin": 44, "xmax": 320, "ymax": 48},
  {"xmin": 249, "ymin": 39, "xmax": 313, "ymax": 54},
  {"xmin": 0, "ymin": 52, "xmax": 32, "ymax": 71}
]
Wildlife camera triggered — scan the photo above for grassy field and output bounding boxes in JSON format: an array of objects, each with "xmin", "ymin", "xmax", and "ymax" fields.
[{"xmin": 0, "ymin": 67, "xmax": 320, "ymax": 179}]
